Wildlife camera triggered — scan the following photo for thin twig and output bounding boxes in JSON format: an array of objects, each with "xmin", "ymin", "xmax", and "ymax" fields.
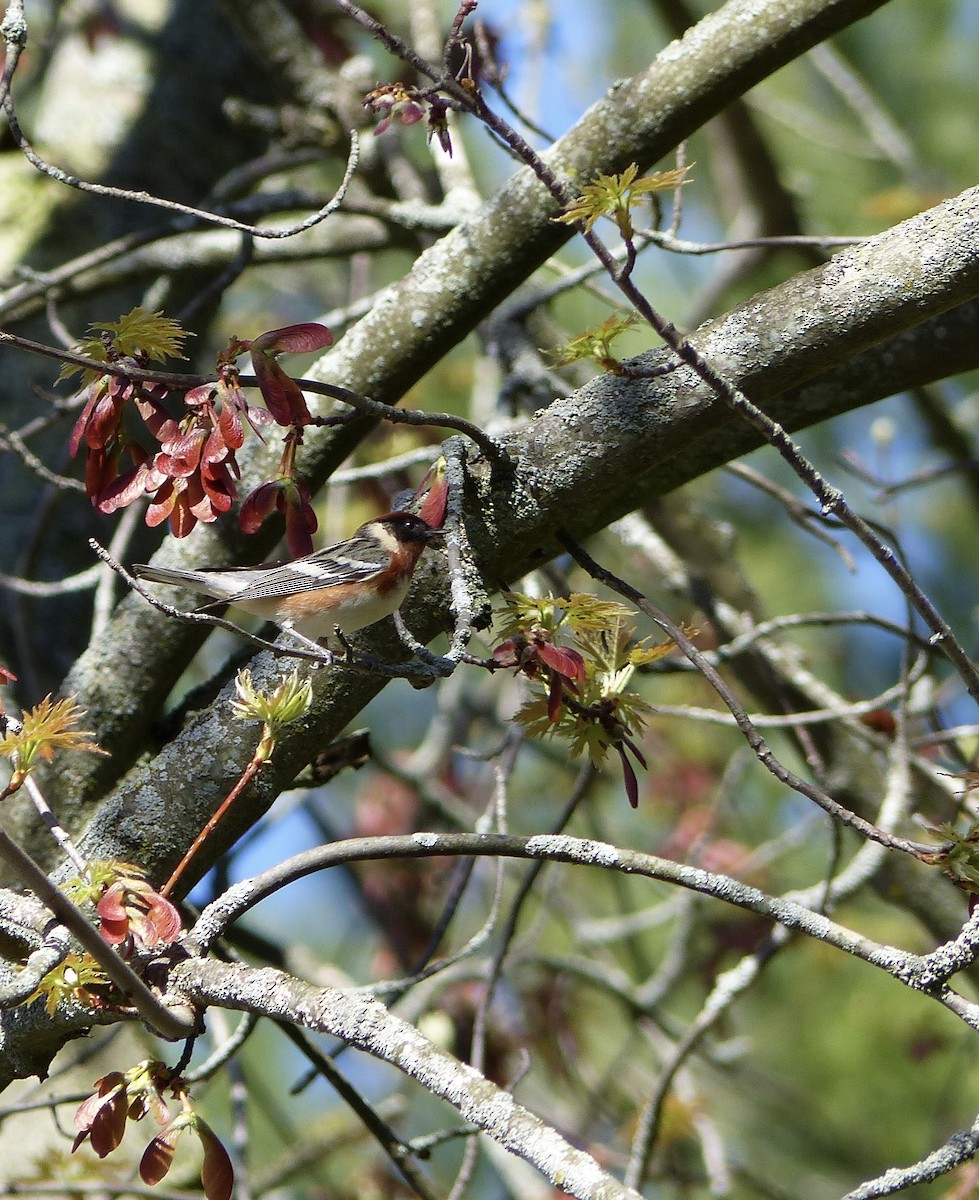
[
  {"xmin": 23, "ymin": 775, "xmax": 88, "ymax": 875},
  {"xmin": 0, "ymin": 331, "xmax": 509, "ymax": 461},
  {"xmin": 840, "ymin": 1114, "xmax": 979, "ymax": 1200},
  {"xmin": 307, "ymin": 379, "xmax": 509, "ymax": 464},
  {"xmin": 275, "ymin": 1019, "xmax": 441, "ymax": 1200},
  {"xmin": 556, "ymin": 530, "xmax": 938, "ymax": 860},
  {"xmin": 185, "ymin": 1012, "xmax": 258, "ymax": 1083},
  {"xmin": 0, "ymin": 422, "xmax": 86, "ymax": 492},
  {"xmin": 162, "ymin": 756, "xmax": 264, "ymax": 899},
  {"xmin": 0, "ymin": 0, "xmax": 26, "ymax": 114},
  {"xmin": 0, "ymin": 565, "xmax": 101, "ymax": 597},
  {"xmin": 2, "ymin": 94, "xmax": 361, "ymax": 239}
]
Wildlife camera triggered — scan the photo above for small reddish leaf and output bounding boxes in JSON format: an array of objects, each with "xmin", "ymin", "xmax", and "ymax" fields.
[
  {"xmin": 170, "ymin": 480, "xmax": 203, "ymax": 536},
  {"xmin": 217, "ymin": 398, "xmax": 244, "ymax": 451},
  {"xmin": 536, "ymin": 642, "xmax": 586, "ymax": 685},
  {"xmin": 145, "ymin": 478, "xmax": 179, "ymax": 528},
  {"xmin": 491, "ymin": 638, "xmax": 523, "ymax": 670},
  {"xmin": 197, "ymin": 1119, "xmax": 235, "ymax": 1200},
  {"xmin": 860, "ymin": 708, "xmax": 897, "ymax": 736},
  {"xmin": 615, "ymin": 742, "xmax": 640, "ymax": 809},
  {"xmin": 415, "ymin": 463, "xmax": 448, "ymax": 529},
  {"xmin": 251, "ymin": 350, "xmax": 312, "ymax": 425},
  {"xmin": 620, "ymin": 731, "xmax": 648, "ymax": 771},
  {"xmin": 132, "ymin": 885, "xmax": 182, "ymax": 945},
  {"xmin": 157, "ymin": 427, "xmax": 205, "ymax": 477},
  {"xmin": 133, "ymin": 392, "xmax": 175, "ymax": 441},
  {"xmin": 214, "ymin": 371, "xmax": 272, "ymax": 443},
  {"xmin": 250, "ymin": 322, "xmax": 333, "ymax": 354},
  {"xmin": 96, "ymin": 883, "xmax": 132, "ymax": 944},
  {"xmin": 86, "ymin": 1106, "xmax": 128, "ymax": 1158},
  {"xmin": 68, "ymin": 386, "xmax": 102, "ymax": 457},
  {"xmin": 73, "ymin": 1076, "xmax": 128, "ymax": 1158},
  {"xmin": 96, "ymin": 461, "xmax": 150, "ymax": 515},
  {"xmin": 188, "ymin": 474, "xmax": 219, "ymax": 522},
  {"xmin": 73, "ymin": 1074, "xmax": 124, "ymax": 1131},
  {"xmin": 183, "ymin": 383, "xmax": 216, "ymax": 409},
  {"xmin": 85, "ymin": 445, "xmax": 121, "ymax": 504},
  {"xmin": 98, "ymin": 877, "xmax": 182, "ymax": 947},
  {"xmin": 85, "ymin": 391, "xmax": 125, "ymax": 450},
  {"xmin": 140, "ymin": 1127, "xmax": 180, "ymax": 1185},
  {"xmin": 283, "ymin": 480, "xmax": 317, "ymax": 557},
  {"xmin": 239, "ymin": 480, "xmax": 281, "ymax": 534},
  {"xmin": 202, "ymin": 424, "xmax": 229, "ymax": 465},
  {"xmin": 199, "ymin": 460, "xmax": 237, "ymax": 515},
  {"xmin": 146, "ymin": 478, "xmax": 199, "ymax": 538}
]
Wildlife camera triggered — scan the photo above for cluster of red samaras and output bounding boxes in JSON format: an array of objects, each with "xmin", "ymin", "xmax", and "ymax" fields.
[
  {"xmin": 74, "ymin": 1064, "xmax": 233, "ymax": 1200},
  {"xmin": 70, "ymin": 322, "xmax": 333, "ymax": 557}
]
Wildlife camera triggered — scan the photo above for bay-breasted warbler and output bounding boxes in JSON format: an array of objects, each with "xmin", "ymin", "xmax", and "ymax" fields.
[{"xmin": 133, "ymin": 512, "xmax": 443, "ymax": 645}]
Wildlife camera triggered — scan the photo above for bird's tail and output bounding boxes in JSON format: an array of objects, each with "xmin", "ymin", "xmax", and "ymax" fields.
[{"xmin": 131, "ymin": 563, "xmax": 226, "ymax": 601}]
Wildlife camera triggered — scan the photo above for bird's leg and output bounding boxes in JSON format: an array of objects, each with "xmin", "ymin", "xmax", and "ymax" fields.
[{"xmin": 281, "ymin": 623, "xmax": 334, "ymax": 666}]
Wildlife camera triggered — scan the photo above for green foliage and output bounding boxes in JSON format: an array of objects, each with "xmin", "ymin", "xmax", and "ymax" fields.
[
  {"xmin": 62, "ymin": 859, "xmax": 147, "ymax": 909},
  {"xmin": 58, "ymin": 307, "xmax": 190, "ymax": 383},
  {"xmin": 496, "ymin": 592, "xmax": 686, "ymax": 804},
  {"xmin": 0, "ymin": 695, "xmax": 104, "ymax": 789},
  {"xmin": 554, "ymin": 163, "xmax": 692, "ymax": 238},
  {"xmin": 231, "ymin": 668, "xmax": 313, "ymax": 733},
  {"xmin": 495, "ymin": 590, "xmax": 642, "ymax": 641},
  {"xmin": 547, "ymin": 312, "xmax": 641, "ymax": 375},
  {"xmin": 513, "ymin": 608, "xmax": 659, "ymax": 755},
  {"xmin": 924, "ymin": 820, "xmax": 979, "ymax": 892},
  {"xmin": 26, "ymin": 954, "xmax": 109, "ymax": 1017}
]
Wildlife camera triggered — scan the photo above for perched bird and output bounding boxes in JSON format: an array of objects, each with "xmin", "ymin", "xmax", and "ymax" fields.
[{"xmin": 132, "ymin": 512, "xmax": 443, "ymax": 646}]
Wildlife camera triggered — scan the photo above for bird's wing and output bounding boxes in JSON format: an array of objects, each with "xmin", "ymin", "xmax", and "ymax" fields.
[{"xmin": 221, "ymin": 534, "xmax": 389, "ymax": 603}]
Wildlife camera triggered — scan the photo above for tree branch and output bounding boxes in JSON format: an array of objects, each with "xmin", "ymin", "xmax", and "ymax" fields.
[{"xmin": 174, "ymin": 954, "xmax": 644, "ymax": 1200}]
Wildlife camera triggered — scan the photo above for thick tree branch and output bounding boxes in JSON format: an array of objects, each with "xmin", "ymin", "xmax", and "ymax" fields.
[
  {"xmin": 28, "ymin": 186, "xmax": 979, "ymax": 892},
  {"xmin": 29, "ymin": 0, "xmax": 937, "ymax": 848},
  {"xmin": 174, "ymin": 954, "xmax": 643, "ymax": 1200}
]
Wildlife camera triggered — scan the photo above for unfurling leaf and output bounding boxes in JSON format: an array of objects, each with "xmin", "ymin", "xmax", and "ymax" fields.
[
  {"xmin": 414, "ymin": 456, "xmax": 449, "ymax": 529},
  {"xmin": 496, "ymin": 591, "xmax": 672, "ymax": 806},
  {"xmin": 97, "ymin": 878, "xmax": 182, "ymax": 947},
  {"xmin": 28, "ymin": 953, "xmax": 110, "ymax": 1017},
  {"xmin": 100, "ymin": 308, "xmax": 190, "ymax": 362},
  {"xmin": 198, "ymin": 1118, "xmax": 235, "ymax": 1200},
  {"xmin": 0, "ymin": 695, "xmax": 105, "ymax": 775},
  {"xmin": 536, "ymin": 641, "xmax": 586, "ymax": 686},
  {"xmin": 615, "ymin": 741, "xmax": 640, "ymax": 809},
  {"xmin": 553, "ymin": 163, "xmax": 692, "ymax": 237},
  {"xmin": 59, "ymin": 307, "xmax": 190, "ymax": 382},
  {"xmin": 140, "ymin": 1113, "xmax": 234, "ymax": 1200},
  {"xmin": 232, "ymin": 669, "xmax": 313, "ymax": 733},
  {"xmin": 140, "ymin": 1125, "xmax": 181, "ymax": 1184},
  {"xmin": 250, "ymin": 349, "xmax": 313, "ymax": 425},
  {"xmin": 250, "ymin": 322, "xmax": 333, "ymax": 354},
  {"xmin": 548, "ymin": 314, "xmax": 640, "ymax": 375},
  {"xmin": 73, "ymin": 1074, "xmax": 129, "ymax": 1158}
]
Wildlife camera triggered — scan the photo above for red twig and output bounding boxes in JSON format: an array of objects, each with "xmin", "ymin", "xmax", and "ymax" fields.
[{"xmin": 162, "ymin": 758, "xmax": 262, "ymax": 898}]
